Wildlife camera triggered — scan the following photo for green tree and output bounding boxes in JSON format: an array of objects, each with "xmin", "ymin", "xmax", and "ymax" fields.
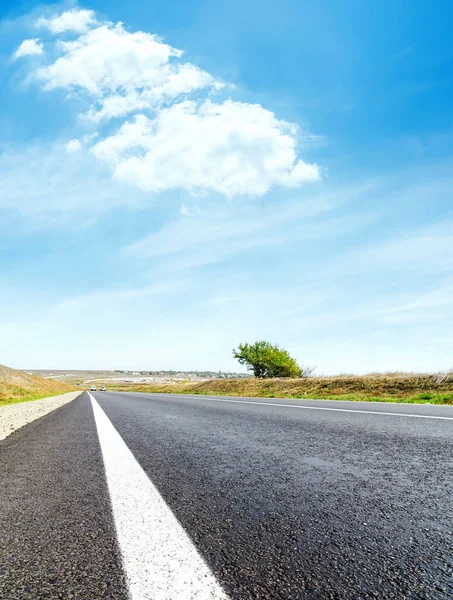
[{"xmin": 232, "ymin": 340, "xmax": 302, "ymax": 378}]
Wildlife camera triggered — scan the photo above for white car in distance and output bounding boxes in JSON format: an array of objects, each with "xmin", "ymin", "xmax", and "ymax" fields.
[{"xmin": 90, "ymin": 385, "xmax": 96, "ymax": 392}]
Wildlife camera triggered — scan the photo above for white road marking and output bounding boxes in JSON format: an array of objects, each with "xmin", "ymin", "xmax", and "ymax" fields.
[
  {"xmin": 156, "ymin": 394, "xmax": 453, "ymax": 421},
  {"xmin": 88, "ymin": 393, "xmax": 228, "ymax": 600}
]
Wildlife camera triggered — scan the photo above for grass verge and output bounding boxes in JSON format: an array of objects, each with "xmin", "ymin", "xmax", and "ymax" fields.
[
  {"xmin": 105, "ymin": 375, "xmax": 453, "ymax": 405},
  {"xmin": 0, "ymin": 390, "xmax": 77, "ymax": 408}
]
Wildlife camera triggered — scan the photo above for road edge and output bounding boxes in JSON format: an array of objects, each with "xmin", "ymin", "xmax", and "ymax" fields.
[{"xmin": 0, "ymin": 391, "xmax": 83, "ymax": 441}]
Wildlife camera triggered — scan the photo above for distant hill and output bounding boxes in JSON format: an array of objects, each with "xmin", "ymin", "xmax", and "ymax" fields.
[{"xmin": 0, "ymin": 364, "xmax": 73, "ymax": 406}]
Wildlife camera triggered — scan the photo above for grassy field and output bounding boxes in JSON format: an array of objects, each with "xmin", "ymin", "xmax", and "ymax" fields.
[
  {"xmin": 106, "ymin": 373, "xmax": 453, "ymax": 405},
  {"xmin": 0, "ymin": 365, "xmax": 75, "ymax": 407}
]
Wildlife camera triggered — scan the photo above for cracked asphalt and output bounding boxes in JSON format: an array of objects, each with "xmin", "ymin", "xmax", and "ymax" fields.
[{"xmin": 1, "ymin": 391, "xmax": 453, "ymax": 599}]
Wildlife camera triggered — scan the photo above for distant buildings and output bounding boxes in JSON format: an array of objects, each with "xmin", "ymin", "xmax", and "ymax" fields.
[{"xmin": 117, "ymin": 369, "xmax": 251, "ymax": 380}]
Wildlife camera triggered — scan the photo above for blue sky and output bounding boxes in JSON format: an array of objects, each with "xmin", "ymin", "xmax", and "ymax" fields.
[{"xmin": 0, "ymin": 0, "xmax": 452, "ymax": 373}]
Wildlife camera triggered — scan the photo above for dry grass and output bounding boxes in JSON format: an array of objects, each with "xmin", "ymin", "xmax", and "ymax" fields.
[
  {"xmin": 0, "ymin": 364, "xmax": 75, "ymax": 407},
  {"xmin": 106, "ymin": 373, "xmax": 453, "ymax": 405}
]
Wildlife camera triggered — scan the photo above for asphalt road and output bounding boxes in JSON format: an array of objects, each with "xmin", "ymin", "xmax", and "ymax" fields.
[{"xmin": 1, "ymin": 391, "xmax": 453, "ymax": 599}]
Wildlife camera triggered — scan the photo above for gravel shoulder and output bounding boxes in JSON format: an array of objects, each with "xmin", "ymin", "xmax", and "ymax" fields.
[{"xmin": 0, "ymin": 391, "xmax": 82, "ymax": 440}]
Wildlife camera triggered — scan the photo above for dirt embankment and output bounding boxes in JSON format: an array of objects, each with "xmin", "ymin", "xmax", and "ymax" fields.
[
  {"xmin": 0, "ymin": 364, "xmax": 75, "ymax": 406},
  {"xmin": 108, "ymin": 374, "xmax": 453, "ymax": 404}
]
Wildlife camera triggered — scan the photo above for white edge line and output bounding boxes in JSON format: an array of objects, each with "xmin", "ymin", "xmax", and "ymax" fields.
[
  {"xmin": 88, "ymin": 392, "xmax": 228, "ymax": 600},
  {"xmin": 141, "ymin": 393, "xmax": 453, "ymax": 421}
]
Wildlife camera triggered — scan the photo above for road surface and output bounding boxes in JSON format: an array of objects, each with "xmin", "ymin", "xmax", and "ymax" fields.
[{"xmin": 1, "ymin": 391, "xmax": 452, "ymax": 599}]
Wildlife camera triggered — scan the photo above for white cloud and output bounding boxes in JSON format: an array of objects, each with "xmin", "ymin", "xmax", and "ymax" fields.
[
  {"xmin": 16, "ymin": 9, "xmax": 320, "ymax": 198},
  {"xmin": 37, "ymin": 8, "xmax": 96, "ymax": 34},
  {"xmin": 36, "ymin": 23, "xmax": 217, "ymax": 117},
  {"xmin": 86, "ymin": 64, "xmax": 220, "ymax": 123},
  {"xmin": 92, "ymin": 100, "xmax": 320, "ymax": 196},
  {"xmin": 65, "ymin": 138, "xmax": 82, "ymax": 153},
  {"xmin": 14, "ymin": 38, "xmax": 43, "ymax": 59}
]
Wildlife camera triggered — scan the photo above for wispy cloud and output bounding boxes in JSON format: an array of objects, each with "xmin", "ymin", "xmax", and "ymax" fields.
[
  {"xmin": 0, "ymin": 139, "xmax": 147, "ymax": 223},
  {"xmin": 179, "ymin": 202, "xmax": 199, "ymax": 217},
  {"xmin": 376, "ymin": 280, "xmax": 453, "ymax": 325},
  {"xmin": 124, "ymin": 182, "xmax": 379, "ymax": 270},
  {"xmin": 345, "ymin": 221, "xmax": 453, "ymax": 275},
  {"xmin": 4, "ymin": 269, "xmax": 452, "ymax": 373}
]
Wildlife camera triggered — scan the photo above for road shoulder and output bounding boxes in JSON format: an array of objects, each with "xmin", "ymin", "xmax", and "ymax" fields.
[{"xmin": 0, "ymin": 390, "xmax": 81, "ymax": 441}]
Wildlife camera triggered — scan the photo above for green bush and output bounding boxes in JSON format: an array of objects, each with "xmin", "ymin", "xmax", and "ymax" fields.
[{"xmin": 232, "ymin": 340, "xmax": 302, "ymax": 378}]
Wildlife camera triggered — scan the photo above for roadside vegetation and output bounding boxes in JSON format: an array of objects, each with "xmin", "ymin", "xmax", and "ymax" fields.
[
  {"xmin": 0, "ymin": 364, "xmax": 74, "ymax": 407},
  {"xmin": 3, "ymin": 339, "xmax": 453, "ymax": 406},
  {"xmin": 233, "ymin": 341, "xmax": 303, "ymax": 378},
  {"xmin": 106, "ymin": 373, "xmax": 453, "ymax": 405},
  {"xmin": 95, "ymin": 340, "xmax": 453, "ymax": 405}
]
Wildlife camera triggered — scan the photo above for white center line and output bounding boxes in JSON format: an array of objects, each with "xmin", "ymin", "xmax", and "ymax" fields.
[
  {"xmin": 89, "ymin": 393, "xmax": 228, "ymax": 600},
  {"xmin": 157, "ymin": 394, "xmax": 453, "ymax": 421}
]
